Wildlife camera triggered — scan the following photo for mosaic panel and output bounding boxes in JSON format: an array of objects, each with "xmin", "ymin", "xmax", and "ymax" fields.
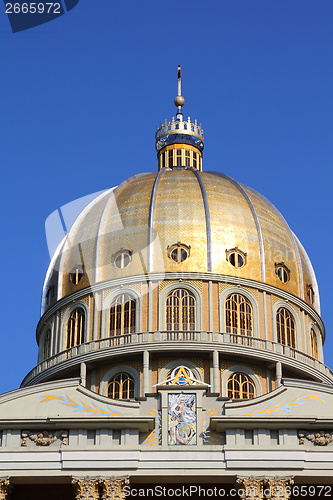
[{"xmin": 168, "ymin": 393, "xmax": 197, "ymax": 445}]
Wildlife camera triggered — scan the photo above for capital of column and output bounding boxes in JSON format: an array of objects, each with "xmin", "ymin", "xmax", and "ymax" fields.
[
  {"xmin": 236, "ymin": 476, "xmax": 265, "ymax": 500},
  {"xmin": 236, "ymin": 476, "xmax": 295, "ymax": 500},
  {"xmin": 0, "ymin": 478, "xmax": 12, "ymax": 500},
  {"xmin": 72, "ymin": 477, "xmax": 100, "ymax": 500},
  {"xmin": 99, "ymin": 477, "xmax": 130, "ymax": 500},
  {"xmin": 264, "ymin": 476, "xmax": 294, "ymax": 500}
]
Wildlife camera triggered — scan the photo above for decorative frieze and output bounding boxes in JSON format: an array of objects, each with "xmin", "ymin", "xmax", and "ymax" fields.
[
  {"xmin": 21, "ymin": 430, "xmax": 68, "ymax": 447},
  {"xmin": 0, "ymin": 478, "xmax": 12, "ymax": 500},
  {"xmin": 298, "ymin": 430, "xmax": 333, "ymax": 446}
]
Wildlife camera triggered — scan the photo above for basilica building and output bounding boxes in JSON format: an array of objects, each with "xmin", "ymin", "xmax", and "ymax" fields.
[{"xmin": 1, "ymin": 69, "xmax": 333, "ymax": 499}]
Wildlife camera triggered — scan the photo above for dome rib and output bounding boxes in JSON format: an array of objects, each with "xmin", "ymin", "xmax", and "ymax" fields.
[
  {"xmin": 148, "ymin": 168, "xmax": 164, "ymax": 273},
  {"xmin": 192, "ymin": 169, "xmax": 212, "ymax": 272},
  {"xmin": 94, "ymin": 187, "xmax": 118, "ymax": 283}
]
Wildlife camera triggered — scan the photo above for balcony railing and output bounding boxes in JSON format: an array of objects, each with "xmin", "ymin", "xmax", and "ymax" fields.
[{"xmin": 22, "ymin": 331, "xmax": 333, "ymax": 386}]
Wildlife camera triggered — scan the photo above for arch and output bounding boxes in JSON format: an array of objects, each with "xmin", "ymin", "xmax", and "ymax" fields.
[
  {"xmin": 310, "ymin": 328, "xmax": 319, "ymax": 360},
  {"xmin": 308, "ymin": 323, "xmax": 323, "ymax": 362},
  {"xmin": 107, "ymin": 372, "xmax": 135, "ymax": 400},
  {"xmin": 272, "ymin": 301, "xmax": 301, "ymax": 348},
  {"xmin": 66, "ymin": 307, "xmax": 85, "ymax": 349},
  {"xmin": 219, "ymin": 286, "xmax": 259, "ymax": 337},
  {"xmin": 159, "ymin": 282, "xmax": 202, "ymax": 331},
  {"xmin": 227, "ymin": 372, "xmax": 256, "ymax": 399},
  {"xmin": 221, "ymin": 364, "xmax": 262, "ymax": 398},
  {"xmin": 38, "ymin": 322, "xmax": 53, "ymax": 363},
  {"xmin": 43, "ymin": 329, "xmax": 51, "ymax": 360},
  {"xmin": 109, "ymin": 293, "xmax": 136, "ymax": 336},
  {"xmin": 101, "ymin": 287, "xmax": 141, "ymax": 338},
  {"xmin": 61, "ymin": 301, "xmax": 89, "ymax": 350},
  {"xmin": 158, "ymin": 359, "xmax": 202, "ymax": 385},
  {"xmin": 225, "ymin": 293, "xmax": 253, "ymax": 337},
  {"xmin": 165, "ymin": 289, "xmax": 196, "ymax": 331},
  {"xmin": 276, "ymin": 307, "xmax": 296, "ymax": 348},
  {"xmin": 100, "ymin": 364, "xmax": 140, "ymax": 398}
]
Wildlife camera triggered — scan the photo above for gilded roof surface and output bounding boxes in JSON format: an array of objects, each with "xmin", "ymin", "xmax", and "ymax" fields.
[{"xmin": 43, "ymin": 169, "xmax": 319, "ymax": 313}]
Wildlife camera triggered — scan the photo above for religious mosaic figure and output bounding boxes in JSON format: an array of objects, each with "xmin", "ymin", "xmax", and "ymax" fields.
[{"xmin": 168, "ymin": 393, "xmax": 196, "ymax": 445}]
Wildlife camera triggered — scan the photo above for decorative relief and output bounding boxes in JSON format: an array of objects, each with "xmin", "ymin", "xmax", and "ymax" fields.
[
  {"xmin": 298, "ymin": 430, "xmax": 333, "ymax": 446},
  {"xmin": 21, "ymin": 430, "xmax": 68, "ymax": 447},
  {"xmin": 0, "ymin": 478, "xmax": 12, "ymax": 500}
]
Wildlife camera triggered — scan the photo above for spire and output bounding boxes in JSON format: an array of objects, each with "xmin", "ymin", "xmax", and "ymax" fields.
[
  {"xmin": 174, "ymin": 65, "xmax": 185, "ymax": 120},
  {"xmin": 155, "ymin": 67, "xmax": 204, "ymax": 171}
]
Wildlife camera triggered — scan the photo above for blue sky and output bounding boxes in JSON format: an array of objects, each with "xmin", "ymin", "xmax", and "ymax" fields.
[{"xmin": 0, "ymin": 0, "xmax": 332, "ymax": 395}]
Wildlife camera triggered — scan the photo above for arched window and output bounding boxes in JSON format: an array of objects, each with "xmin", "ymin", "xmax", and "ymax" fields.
[
  {"xmin": 107, "ymin": 373, "xmax": 135, "ymax": 399},
  {"xmin": 166, "ymin": 289, "xmax": 196, "ymax": 331},
  {"xmin": 310, "ymin": 329, "xmax": 319, "ymax": 360},
  {"xmin": 66, "ymin": 308, "xmax": 85, "ymax": 348},
  {"xmin": 109, "ymin": 294, "xmax": 136, "ymax": 336},
  {"xmin": 227, "ymin": 373, "xmax": 255, "ymax": 399},
  {"xmin": 225, "ymin": 294, "xmax": 253, "ymax": 336},
  {"xmin": 43, "ymin": 329, "xmax": 51, "ymax": 360},
  {"xmin": 276, "ymin": 307, "xmax": 296, "ymax": 348}
]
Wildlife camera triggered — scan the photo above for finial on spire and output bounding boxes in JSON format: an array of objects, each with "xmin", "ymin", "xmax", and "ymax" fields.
[{"xmin": 174, "ymin": 65, "xmax": 185, "ymax": 118}]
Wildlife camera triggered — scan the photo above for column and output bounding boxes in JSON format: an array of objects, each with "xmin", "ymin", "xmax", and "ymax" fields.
[
  {"xmin": 0, "ymin": 479, "xmax": 12, "ymax": 500},
  {"xmin": 276, "ymin": 361, "xmax": 282, "ymax": 387},
  {"xmin": 236, "ymin": 476, "xmax": 264, "ymax": 500},
  {"xmin": 208, "ymin": 280, "xmax": 213, "ymax": 332},
  {"xmin": 143, "ymin": 350, "xmax": 149, "ymax": 396},
  {"xmin": 213, "ymin": 350, "xmax": 219, "ymax": 393},
  {"xmin": 100, "ymin": 477, "xmax": 130, "ymax": 500},
  {"xmin": 80, "ymin": 362, "xmax": 87, "ymax": 387},
  {"xmin": 72, "ymin": 477, "xmax": 100, "ymax": 500},
  {"xmin": 265, "ymin": 476, "xmax": 294, "ymax": 500}
]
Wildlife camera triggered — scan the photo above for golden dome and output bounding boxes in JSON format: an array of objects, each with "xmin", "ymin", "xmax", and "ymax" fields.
[{"xmin": 43, "ymin": 168, "xmax": 319, "ymax": 314}]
